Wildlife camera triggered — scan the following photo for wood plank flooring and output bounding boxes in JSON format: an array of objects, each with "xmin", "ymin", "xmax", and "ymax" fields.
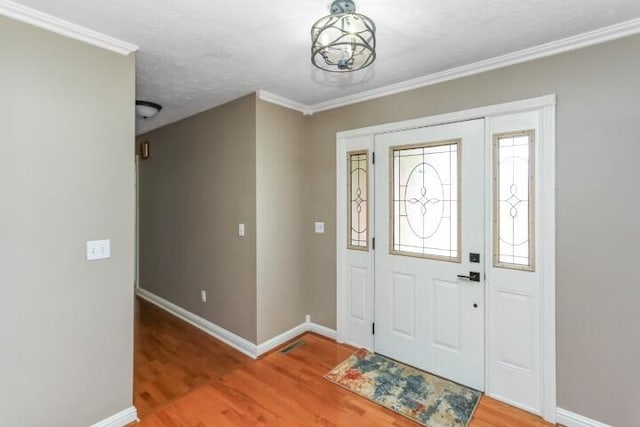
[{"xmin": 134, "ymin": 298, "xmax": 553, "ymax": 426}]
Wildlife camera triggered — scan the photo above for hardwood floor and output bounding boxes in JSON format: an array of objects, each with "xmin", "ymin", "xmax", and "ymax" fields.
[{"xmin": 134, "ymin": 298, "xmax": 553, "ymax": 426}]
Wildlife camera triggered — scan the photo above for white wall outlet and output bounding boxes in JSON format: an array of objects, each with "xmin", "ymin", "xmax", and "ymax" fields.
[
  {"xmin": 314, "ymin": 222, "xmax": 325, "ymax": 234},
  {"xmin": 305, "ymin": 314, "xmax": 311, "ymax": 323},
  {"xmin": 238, "ymin": 223, "xmax": 245, "ymax": 237},
  {"xmin": 201, "ymin": 290, "xmax": 207, "ymax": 303},
  {"xmin": 86, "ymin": 239, "xmax": 110, "ymax": 261}
]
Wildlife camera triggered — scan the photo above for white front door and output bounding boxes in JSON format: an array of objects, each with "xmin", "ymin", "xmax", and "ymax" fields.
[{"xmin": 374, "ymin": 119, "xmax": 485, "ymax": 391}]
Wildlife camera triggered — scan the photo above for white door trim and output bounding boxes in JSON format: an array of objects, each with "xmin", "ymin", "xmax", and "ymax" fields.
[
  {"xmin": 336, "ymin": 94, "xmax": 556, "ymax": 423},
  {"xmin": 336, "ymin": 95, "xmax": 556, "ymax": 139},
  {"xmin": 135, "ymin": 154, "xmax": 140, "ymax": 290},
  {"xmin": 540, "ymin": 102, "xmax": 557, "ymax": 422}
]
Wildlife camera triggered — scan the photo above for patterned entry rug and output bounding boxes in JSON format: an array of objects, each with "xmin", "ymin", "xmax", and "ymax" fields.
[{"xmin": 325, "ymin": 349, "xmax": 481, "ymax": 426}]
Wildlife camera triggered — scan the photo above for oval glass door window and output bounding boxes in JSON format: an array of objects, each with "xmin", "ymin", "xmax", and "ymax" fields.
[{"xmin": 390, "ymin": 140, "xmax": 460, "ymax": 262}]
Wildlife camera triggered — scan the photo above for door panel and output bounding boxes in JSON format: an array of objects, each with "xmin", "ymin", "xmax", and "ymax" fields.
[
  {"xmin": 391, "ymin": 272, "xmax": 416, "ymax": 337},
  {"xmin": 432, "ymin": 279, "xmax": 461, "ymax": 351},
  {"xmin": 338, "ymin": 135, "xmax": 374, "ymax": 350},
  {"xmin": 349, "ymin": 266, "xmax": 367, "ymax": 320},
  {"xmin": 487, "ymin": 111, "xmax": 542, "ymax": 412},
  {"xmin": 374, "ymin": 119, "xmax": 485, "ymax": 391}
]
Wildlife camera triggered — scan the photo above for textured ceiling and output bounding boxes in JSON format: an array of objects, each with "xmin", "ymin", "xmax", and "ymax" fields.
[{"xmin": 13, "ymin": 0, "xmax": 640, "ymax": 133}]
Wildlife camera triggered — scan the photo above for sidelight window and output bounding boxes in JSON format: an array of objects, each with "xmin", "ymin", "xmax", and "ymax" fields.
[
  {"xmin": 348, "ymin": 151, "xmax": 369, "ymax": 250},
  {"xmin": 493, "ymin": 130, "xmax": 535, "ymax": 271}
]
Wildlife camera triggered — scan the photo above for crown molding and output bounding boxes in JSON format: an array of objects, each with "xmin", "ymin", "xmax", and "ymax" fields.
[
  {"xmin": 298, "ymin": 17, "xmax": 640, "ymax": 114},
  {"xmin": 0, "ymin": 0, "xmax": 138, "ymax": 56},
  {"xmin": 257, "ymin": 90, "xmax": 312, "ymax": 115}
]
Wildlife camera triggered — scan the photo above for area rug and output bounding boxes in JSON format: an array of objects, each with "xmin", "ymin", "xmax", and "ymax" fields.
[{"xmin": 324, "ymin": 349, "xmax": 481, "ymax": 426}]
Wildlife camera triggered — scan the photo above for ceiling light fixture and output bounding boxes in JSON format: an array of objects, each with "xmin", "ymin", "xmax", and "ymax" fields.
[
  {"xmin": 311, "ymin": 0, "xmax": 376, "ymax": 72},
  {"xmin": 135, "ymin": 100, "xmax": 163, "ymax": 119}
]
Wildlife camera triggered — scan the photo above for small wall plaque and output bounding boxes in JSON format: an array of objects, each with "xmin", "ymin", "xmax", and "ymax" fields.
[{"xmin": 140, "ymin": 140, "xmax": 150, "ymax": 160}]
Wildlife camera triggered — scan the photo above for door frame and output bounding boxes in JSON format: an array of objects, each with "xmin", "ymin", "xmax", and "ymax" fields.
[
  {"xmin": 336, "ymin": 94, "xmax": 556, "ymax": 423},
  {"xmin": 135, "ymin": 153, "xmax": 140, "ymax": 290}
]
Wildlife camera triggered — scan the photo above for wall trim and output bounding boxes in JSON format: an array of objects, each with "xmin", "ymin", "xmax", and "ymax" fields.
[
  {"xmin": 4, "ymin": 0, "xmax": 636, "ymax": 105},
  {"xmin": 308, "ymin": 17, "xmax": 640, "ymax": 113},
  {"xmin": 0, "ymin": 0, "xmax": 138, "ymax": 55},
  {"xmin": 256, "ymin": 319, "xmax": 337, "ymax": 355},
  {"xmin": 89, "ymin": 406, "xmax": 138, "ymax": 427},
  {"xmin": 540, "ymin": 100, "xmax": 558, "ymax": 423},
  {"xmin": 256, "ymin": 17, "xmax": 640, "ymax": 116},
  {"xmin": 137, "ymin": 288, "xmax": 338, "ymax": 358},
  {"xmin": 307, "ymin": 321, "xmax": 338, "ymax": 340},
  {"xmin": 136, "ymin": 288, "xmax": 259, "ymax": 359},
  {"xmin": 256, "ymin": 322, "xmax": 308, "ymax": 355},
  {"xmin": 257, "ymin": 90, "xmax": 312, "ymax": 116},
  {"xmin": 336, "ymin": 94, "xmax": 555, "ymax": 139},
  {"xmin": 557, "ymin": 408, "xmax": 611, "ymax": 427}
]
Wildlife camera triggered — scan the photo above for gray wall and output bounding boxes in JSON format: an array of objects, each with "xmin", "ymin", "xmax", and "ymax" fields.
[
  {"xmin": 256, "ymin": 99, "xmax": 308, "ymax": 344},
  {"xmin": 139, "ymin": 96, "xmax": 310, "ymax": 345},
  {"xmin": 0, "ymin": 16, "xmax": 136, "ymax": 427},
  {"xmin": 138, "ymin": 94, "xmax": 258, "ymax": 343},
  {"xmin": 303, "ymin": 35, "xmax": 640, "ymax": 426}
]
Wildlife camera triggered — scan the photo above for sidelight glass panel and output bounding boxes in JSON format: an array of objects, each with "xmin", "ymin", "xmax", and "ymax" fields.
[
  {"xmin": 348, "ymin": 151, "xmax": 369, "ymax": 250},
  {"xmin": 391, "ymin": 140, "xmax": 460, "ymax": 262},
  {"xmin": 494, "ymin": 130, "xmax": 535, "ymax": 271}
]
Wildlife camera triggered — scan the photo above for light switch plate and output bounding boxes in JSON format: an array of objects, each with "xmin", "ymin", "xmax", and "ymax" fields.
[
  {"xmin": 87, "ymin": 239, "xmax": 111, "ymax": 261},
  {"xmin": 314, "ymin": 222, "xmax": 325, "ymax": 234},
  {"xmin": 238, "ymin": 223, "xmax": 245, "ymax": 237}
]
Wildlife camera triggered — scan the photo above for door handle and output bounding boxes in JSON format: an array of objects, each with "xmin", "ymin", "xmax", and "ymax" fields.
[{"xmin": 457, "ymin": 272, "xmax": 481, "ymax": 282}]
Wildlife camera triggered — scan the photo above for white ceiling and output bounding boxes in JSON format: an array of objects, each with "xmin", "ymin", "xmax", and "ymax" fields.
[{"xmin": 12, "ymin": 0, "xmax": 640, "ymax": 133}]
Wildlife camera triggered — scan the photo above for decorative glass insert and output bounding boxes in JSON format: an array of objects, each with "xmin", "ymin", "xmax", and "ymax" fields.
[
  {"xmin": 494, "ymin": 130, "xmax": 535, "ymax": 271},
  {"xmin": 391, "ymin": 140, "xmax": 460, "ymax": 262},
  {"xmin": 348, "ymin": 151, "xmax": 369, "ymax": 250}
]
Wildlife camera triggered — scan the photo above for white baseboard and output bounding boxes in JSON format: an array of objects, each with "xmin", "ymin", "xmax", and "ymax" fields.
[
  {"xmin": 256, "ymin": 318, "xmax": 338, "ymax": 355},
  {"xmin": 136, "ymin": 288, "xmax": 258, "ymax": 359},
  {"xmin": 256, "ymin": 322, "xmax": 308, "ymax": 355},
  {"xmin": 90, "ymin": 406, "xmax": 138, "ymax": 427},
  {"xmin": 489, "ymin": 392, "xmax": 540, "ymax": 418},
  {"xmin": 136, "ymin": 289, "xmax": 339, "ymax": 359},
  {"xmin": 255, "ymin": 321, "xmax": 338, "ymax": 355},
  {"xmin": 307, "ymin": 320, "xmax": 338, "ymax": 340},
  {"xmin": 557, "ymin": 408, "xmax": 611, "ymax": 427}
]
